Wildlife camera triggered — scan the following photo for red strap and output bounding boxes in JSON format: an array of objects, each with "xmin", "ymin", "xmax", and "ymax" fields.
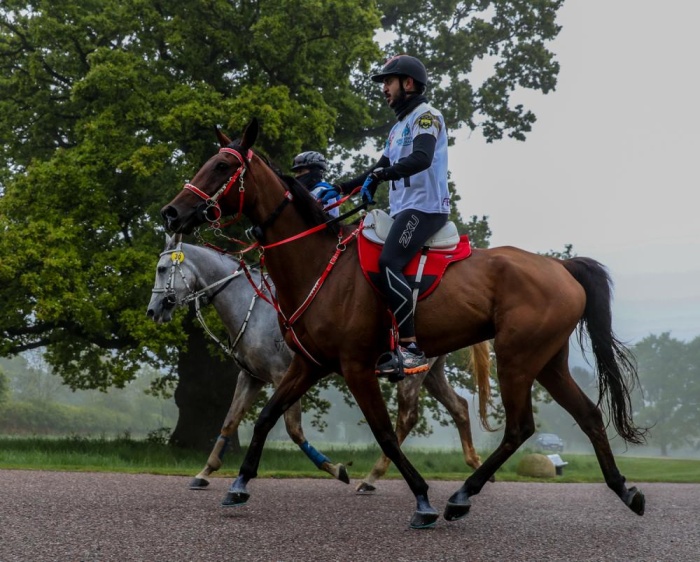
[
  {"xmin": 261, "ymin": 221, "xmax": 328, "ymax": 250},
  {"xmin": 321, "ymin": 186, "xmax": 361, "ymax": 213},
  {"xmin": 184, "ymin": 183, "xmax": 211, "ymax": 200}
]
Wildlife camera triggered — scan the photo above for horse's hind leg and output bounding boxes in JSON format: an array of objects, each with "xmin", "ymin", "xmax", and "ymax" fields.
[
  {"xmin": 190, "ymin": 371, "xmax": 265, "ymax": 490},
  {"xmin": 355, "ymin": 369, "xmax": 427, "ymax": 493},
  {"xmin": 444, "ymin": 360, "xmax": 537, "ymax": 521},
  {"xmin": 421, "ymin": 355, "xmax": 483, "ymax": 473},
  {"xmin": 536, "ymin": 350, "xmax": 645, "ymax": 515},
  {"xmin": 283, "ymin": 400, "xmax": 349, "ymax": 484}
]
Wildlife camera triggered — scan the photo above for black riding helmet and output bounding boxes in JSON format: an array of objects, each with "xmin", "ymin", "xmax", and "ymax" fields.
[{"xmin": 370, "ymin": 55, "xmax": 428, "ymax": 92}]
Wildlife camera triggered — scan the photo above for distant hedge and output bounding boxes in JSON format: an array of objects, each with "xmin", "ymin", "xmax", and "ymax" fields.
[{"xmin": 0, "ymin": 400, "xmax": 146, "ymax": 436}]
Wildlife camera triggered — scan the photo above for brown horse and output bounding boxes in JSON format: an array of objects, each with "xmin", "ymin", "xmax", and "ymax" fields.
[{"xmin": 161, "ymin": 118, "xmax": 646, "ymax": 528}]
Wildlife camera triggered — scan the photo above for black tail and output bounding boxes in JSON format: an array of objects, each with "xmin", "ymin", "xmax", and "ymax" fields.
[{"xmin": 562, "ymin": 257, "xmax": 647, "ymax": 445}]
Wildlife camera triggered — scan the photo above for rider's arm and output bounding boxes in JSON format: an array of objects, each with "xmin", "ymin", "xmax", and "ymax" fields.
[
  {"xmin": 338, "ymin": 155, "xmax": 391, "ymax": 193},
  {"xmin": 338, "ymin": 134, "xmax": 436, "ymax": 191},
  {"xmin": 380, "ymin": 134, "xmax": 436, "ymax": 180}
]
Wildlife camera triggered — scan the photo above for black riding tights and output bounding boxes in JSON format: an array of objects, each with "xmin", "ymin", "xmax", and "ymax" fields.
[{"xmin": 377, "ymin": 209, "xmax": 448, "ymax": 341}]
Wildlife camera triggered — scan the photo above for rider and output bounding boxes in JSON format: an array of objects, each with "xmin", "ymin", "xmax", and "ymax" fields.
[
  {"xmin": 291, "ymin": 151, "xmax": 339, "ymax": 218},
  {"xmin": 319, "ymin": 54, "xmax": 450, "ymax": 377}
]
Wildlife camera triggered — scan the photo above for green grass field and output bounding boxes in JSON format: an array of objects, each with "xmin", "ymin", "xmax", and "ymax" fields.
[{"xmin": 1, "ymin": 436, "xmax": 699, "ymax": 483}]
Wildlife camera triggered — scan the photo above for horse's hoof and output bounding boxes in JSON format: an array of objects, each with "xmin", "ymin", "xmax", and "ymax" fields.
[
  {"xmin": 337, "ymin": 464, "xmax": 350, "ymax": 485},
  {"xmin": 189, "ymin": 477, "xmax": 210, "ymax": 490},
  {"xmin": 410, "ymin": 509, "xmax": 439, "ymax": 529},
  {"xmin": 444, "ymin": 499, "xmax": 471, "ymax": 521},
  {"xmin": 221, "ymin": 491, "xmax": 250, "ymax": 507},
  {"xmin": 355, "ymin": 482, "xmax": 376, "ymax": 494},
  {"xmin": 624, "ymin": 486, "xmax": 645, "ymax": 516}
]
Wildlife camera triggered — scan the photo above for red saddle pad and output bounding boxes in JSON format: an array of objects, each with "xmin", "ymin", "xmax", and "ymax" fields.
[{"xmin": 357, "ymin": 225, "xmax": 472, "ymax": 301}]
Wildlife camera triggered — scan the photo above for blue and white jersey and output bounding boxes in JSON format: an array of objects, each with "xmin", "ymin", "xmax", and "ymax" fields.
[
  {"xmin": 310, "ymin": 181, "xmax": 339, "ymax": 218},
  {"xmin": 383, "ymin": 102, "xmax": 450, "ymax": 217}
]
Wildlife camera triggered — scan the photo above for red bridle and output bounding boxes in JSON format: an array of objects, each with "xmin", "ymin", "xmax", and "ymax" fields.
[{"xmin": 183, "ymin": 147, "xmax": 253, "ymax": 223}]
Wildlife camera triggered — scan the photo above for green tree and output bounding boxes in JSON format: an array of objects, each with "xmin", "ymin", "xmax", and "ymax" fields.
[
  {"xmin": 632, "ymin": 333, "xmax": 700, "ymax": 456},
  {"xmin": 0, "ymin": 1, "xmax": 563, "ymax": 448},
  {"xmin": 0, "ymin": 368, "xmax": 8, "ymax": 406}
]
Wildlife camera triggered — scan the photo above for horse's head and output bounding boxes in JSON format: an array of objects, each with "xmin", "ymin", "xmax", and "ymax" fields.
[
  {"xmin": 161, "ymin": 118, "xmax": 260, "ymax": 234},
  {"xmin": 146, "ymin": 233, "xmax": 191, "ymax": 323}
]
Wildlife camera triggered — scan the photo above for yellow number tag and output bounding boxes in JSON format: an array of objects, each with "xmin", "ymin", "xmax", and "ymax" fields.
[{"xmin": 171, "ymin": 251, "xmax": 185, "ymax": 264}]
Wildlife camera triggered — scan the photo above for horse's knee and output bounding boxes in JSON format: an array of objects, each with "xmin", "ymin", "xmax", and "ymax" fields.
[
  {"xmin": 398, "ymin": 410, "xmax": 419, "ymax": 432},
  {"xmin": 252, "ymin": 407, "xmax": 280, "ymax": 435},
  {"xmin": 375, "ymin": 433, "xmax": 400, "ymax": 454},
  {"xmin": 285, "ymin": 426, "xmax": 305, "ymax": 445}
]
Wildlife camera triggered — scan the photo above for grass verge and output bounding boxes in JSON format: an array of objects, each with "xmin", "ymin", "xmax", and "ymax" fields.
[{"xmin": 1, "ymin": 436, "xmax": 698, "ymax": 483}]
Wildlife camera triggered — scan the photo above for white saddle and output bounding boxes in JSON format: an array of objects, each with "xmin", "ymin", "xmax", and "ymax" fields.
[{"xmin": 361, "ymin": 209, "xmax": 460, "ymax": 249}]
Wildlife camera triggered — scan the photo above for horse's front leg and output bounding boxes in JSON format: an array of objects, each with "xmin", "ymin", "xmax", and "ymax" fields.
[
  {"xmin": 343, "ymin": 361, "xmax": 438, "ymax": 529},
  {"xmin": 356, "ymin": 370, "xmax": 427, "ymax": 493},
  {"xmin": 222, "ymin": 356, "xmax": 324, "ymax": 508},
  {"xmin": 190, "ymin": 371, "xmax": 265, "ymax": 490}
]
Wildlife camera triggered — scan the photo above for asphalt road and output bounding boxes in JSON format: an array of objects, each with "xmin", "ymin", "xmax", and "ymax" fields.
[{"xmin": 0, "ymin": 471, "xmax": 698, "ymax": 561}]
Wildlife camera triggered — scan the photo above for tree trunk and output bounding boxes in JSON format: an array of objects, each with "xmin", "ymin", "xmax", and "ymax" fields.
[{"xmin": 169, "ymin": 311, "xmax": 241, "ymax": 453}]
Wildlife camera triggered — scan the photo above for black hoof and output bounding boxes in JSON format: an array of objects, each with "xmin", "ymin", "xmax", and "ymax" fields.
[
  {"xmin": 337, "ymin": 464, "xmax": 350, "ymax": 485},
  {"xmin": 624, "ymin": 486, "xmax": 645, "ymax": 516},
  {"xmin": 410, "ymin": 509, "xmax": 439, "ymax": 529},
  {"xmin": 356, "ymin": 482, "xmax": 376, "ymax": 494},
  {"xmin": 444, "ymin": 499, "xmax": 471, "ymax": 521},
  {"xmin": 189, "ymin": 477, "xmax": 210, "ymax": 490},
  {"xmin": 221, "ymin": 491, "xmax": 250, "ymax": 507}
]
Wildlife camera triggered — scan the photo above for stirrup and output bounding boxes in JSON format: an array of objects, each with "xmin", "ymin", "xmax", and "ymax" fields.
[{"xmin": 375, "ymin": 351, "xmax": 405, "ymax": 383}]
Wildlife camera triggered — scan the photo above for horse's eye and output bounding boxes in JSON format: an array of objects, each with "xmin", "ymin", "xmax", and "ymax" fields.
[
  {"xmin": 216, "ymin": 161, "xmax": 229, "ymax": 171},
  {"xmin": 157, "ymin": 266, "xmax": 167, "ymax": 274}
]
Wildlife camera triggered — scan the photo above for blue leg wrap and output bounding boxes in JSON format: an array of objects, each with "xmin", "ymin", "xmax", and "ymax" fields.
[
  {"xmin": 217, "ymin": 435, "xmax": 230, "ymax": 461},
  {"xmin": 299, "ymin": 440, "xmax": 331, "ymax": 469}
]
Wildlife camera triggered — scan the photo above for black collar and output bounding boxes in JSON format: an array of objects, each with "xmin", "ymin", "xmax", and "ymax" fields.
[{"xmin": 393, "ymin": 94, "xmax": 428, "ymax": 121}]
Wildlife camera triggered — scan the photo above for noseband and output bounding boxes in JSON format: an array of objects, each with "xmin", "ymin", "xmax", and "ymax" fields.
[
  {"xmin": 184, "ymin": 147, "xmax": 253, "ymax": 223},
  {"xmin": 151, "ymin": 245, "xmax": 193, "ymax": 309}
]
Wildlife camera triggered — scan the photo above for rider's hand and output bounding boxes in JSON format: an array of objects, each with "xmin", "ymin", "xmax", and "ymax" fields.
[
  {"xmin": 316, "ymin": 185, "xmax": 342, "ymax": 204},
  {"xmin": 361, "ymin": 169, "xmax": 386, "ymax": 204}
]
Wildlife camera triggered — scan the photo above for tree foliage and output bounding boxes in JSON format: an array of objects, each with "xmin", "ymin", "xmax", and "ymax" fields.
[
  {"xmin": 632, "ymin": 333, "xmax": 700, "ymax": 456},
  {"xmin": 0, "ymin": 0, "xmax": 380, "ymax": 388},
  {"xmin": 0, "ymin": 1, "xmax": 564, "ymax": 440}
]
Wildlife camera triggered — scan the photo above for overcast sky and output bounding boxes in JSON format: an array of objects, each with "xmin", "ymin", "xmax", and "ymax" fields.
[{"xmin": 449, "ymin": 1, "xmax": 700, "ymax": 343}]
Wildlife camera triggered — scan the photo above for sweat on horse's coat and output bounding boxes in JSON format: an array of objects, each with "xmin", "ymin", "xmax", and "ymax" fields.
[
  {"xmin": 146, "ymin": 235, "xmax": 490, "ymax": 491},
  {"xmin": 160, "ymin": 118, "xmax": 646, "ymax": 528}
]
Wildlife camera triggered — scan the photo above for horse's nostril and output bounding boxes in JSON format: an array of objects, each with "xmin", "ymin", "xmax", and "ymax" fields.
[{"xmin": 161, "ymin": 206, "xmax": 177, "ymax": 220}]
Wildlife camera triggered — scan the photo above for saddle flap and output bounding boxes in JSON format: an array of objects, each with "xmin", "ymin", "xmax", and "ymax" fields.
[{"xmin": 361, "ymin": 209, "xmax": 460, "ymax": 249}]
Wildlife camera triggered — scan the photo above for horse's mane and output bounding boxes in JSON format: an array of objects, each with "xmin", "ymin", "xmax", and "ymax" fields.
[{"xmin": 228, "ymin": 141, "xmax": 340, "ymax": 237}]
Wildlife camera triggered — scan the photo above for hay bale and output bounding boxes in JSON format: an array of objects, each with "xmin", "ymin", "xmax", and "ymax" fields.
[{"xmin": 516, "ymin": 453, "xmax": 556, "ymax": 478}]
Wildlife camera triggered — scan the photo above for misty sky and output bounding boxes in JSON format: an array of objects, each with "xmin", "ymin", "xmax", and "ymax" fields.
[{"xmin": 448, "ymin": 1, "xmax": 700, "ymax": 343}]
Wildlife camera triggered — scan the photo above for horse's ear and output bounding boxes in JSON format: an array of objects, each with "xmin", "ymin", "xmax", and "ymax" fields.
[
  {"xmin": 165, "ymin": 232, "xmax": 182, "ymax": 249},
  {"xmin": 240, "ymin": 118, "xmax": 259, "ymax": 151},
  {"xmin": 215, "ymin": 127, "xmax": 232, "ymax": 148}
]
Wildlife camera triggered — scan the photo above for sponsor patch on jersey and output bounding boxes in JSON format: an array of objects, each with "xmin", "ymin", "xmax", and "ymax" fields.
[{"xmin": 417, "ymin": 112, "xmax": 435, "ymax": 129}]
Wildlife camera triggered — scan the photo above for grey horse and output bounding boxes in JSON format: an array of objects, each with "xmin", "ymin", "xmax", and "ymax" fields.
[{"xmin": 147, "ymin": 234, "xmax": 489, "ymax": 491}]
